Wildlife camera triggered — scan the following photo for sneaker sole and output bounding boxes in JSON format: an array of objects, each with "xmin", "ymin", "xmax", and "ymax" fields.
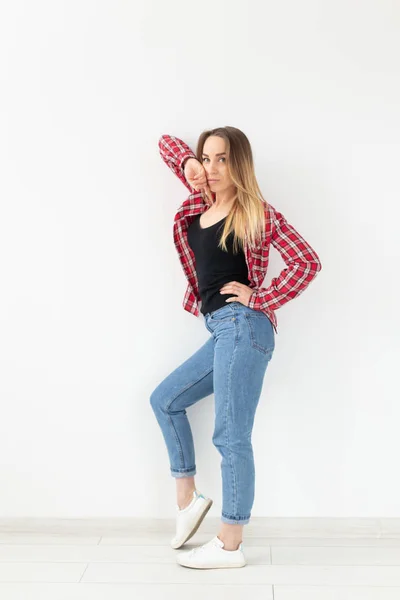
[
  {"xmin": 171, "ymin": 498, "xmax": 213, "ymax": 549},
  {"xmin": 178, "ymin": 561, "xmax": 247, "ymax": 569}
]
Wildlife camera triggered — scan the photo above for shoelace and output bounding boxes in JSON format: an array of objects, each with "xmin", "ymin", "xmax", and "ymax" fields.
[{"xmin": 187, "ymin": 539, "xmax": 219, "ymax": 556}]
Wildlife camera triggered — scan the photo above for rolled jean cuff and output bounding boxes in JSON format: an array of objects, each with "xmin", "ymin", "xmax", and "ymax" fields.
[
  {"xmin": 221, "ymin": 513, "xmax": 250, "ymax": 525},
  {"xmin": 170, "ymin": 466, "xmax": 197, "ymax": 478}
]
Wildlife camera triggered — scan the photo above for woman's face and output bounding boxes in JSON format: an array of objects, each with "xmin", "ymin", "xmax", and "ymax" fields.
[{"xmin": 201, "ymin": 136, "xmax": 235, "ymax": 196}]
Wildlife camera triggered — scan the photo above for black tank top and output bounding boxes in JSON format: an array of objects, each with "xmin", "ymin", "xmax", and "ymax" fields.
[{"xmin": 187, "ymin": 214, "xmax": 251, "ymax": 316}]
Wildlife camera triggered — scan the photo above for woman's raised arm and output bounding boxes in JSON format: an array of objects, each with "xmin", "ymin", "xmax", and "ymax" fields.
[{"xmin": 158, "ymin": 134, "xmax": 197, "ymax": 193}]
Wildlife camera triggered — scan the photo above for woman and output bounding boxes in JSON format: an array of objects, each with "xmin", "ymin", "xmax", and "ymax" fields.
[{"xmin": 150, "ymin": 127, "xmax": 322, "ymax": 569}]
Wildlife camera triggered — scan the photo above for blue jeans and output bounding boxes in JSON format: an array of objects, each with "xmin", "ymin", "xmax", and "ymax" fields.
[{"xmin": 150, "ymin": 301, "xmax": 275, "ymax": 525}]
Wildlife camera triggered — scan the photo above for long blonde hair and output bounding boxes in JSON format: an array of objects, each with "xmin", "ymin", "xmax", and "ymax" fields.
[{"xmin": 196, "ymin": 126, "xmax": 268, "ymax": 253}]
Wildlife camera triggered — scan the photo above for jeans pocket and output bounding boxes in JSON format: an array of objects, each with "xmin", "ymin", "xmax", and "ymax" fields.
[
  {"xmin": 244, "ymin": 312, "xmax": 275, "ymax": 355},
  {"xmin": 209, "ymin": 304, "xmax": 234, "ymax": 322},
  {"xmin": 204, "ymin": 320, "xmax": 213, "ymax": 334}
]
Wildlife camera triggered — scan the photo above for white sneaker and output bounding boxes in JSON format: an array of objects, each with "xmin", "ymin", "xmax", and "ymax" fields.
[
  {"xmin": 170, "ymin": 489, "xmax": 213, "ymax": 549},
  {"xmin": 176, "ymin": 535, "xmax": 246, "ymax": 569}
]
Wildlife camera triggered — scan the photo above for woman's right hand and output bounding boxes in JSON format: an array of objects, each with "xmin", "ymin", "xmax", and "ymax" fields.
[{"xmin": 184, "ymin": 158, "xmax": 212, "ymax": 201}]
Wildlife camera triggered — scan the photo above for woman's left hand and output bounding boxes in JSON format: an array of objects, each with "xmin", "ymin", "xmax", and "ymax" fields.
[{"xmin": 220, "ymin": 281, "xmax": 254, "ymax": 307}]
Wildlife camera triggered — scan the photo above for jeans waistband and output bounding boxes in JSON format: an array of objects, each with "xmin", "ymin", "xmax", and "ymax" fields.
[{"xmin": 204, "ymin": 301, "xmax": 254, "ymax": 319}]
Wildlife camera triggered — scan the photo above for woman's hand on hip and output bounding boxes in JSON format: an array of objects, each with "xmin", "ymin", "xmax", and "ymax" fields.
[{"xmin": 220, "ymin": 282, "xmax": 254, "ymax": 307}]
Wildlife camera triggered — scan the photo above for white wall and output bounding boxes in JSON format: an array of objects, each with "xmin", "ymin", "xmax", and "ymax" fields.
[{"xmin": 0, "ymin": 0, "xmax": 399, "ymax": 519}]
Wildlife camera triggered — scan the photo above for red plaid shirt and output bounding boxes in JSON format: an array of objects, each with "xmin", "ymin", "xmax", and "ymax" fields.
[{"xmin": 159, "ymin": 134, "xmax": 322, "ymax": 335}]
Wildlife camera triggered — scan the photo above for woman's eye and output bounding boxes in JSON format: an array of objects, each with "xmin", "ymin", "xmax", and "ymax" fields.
[{"xmin": 202, "ymin": 157, "xmax": 225, "ymax": 162}]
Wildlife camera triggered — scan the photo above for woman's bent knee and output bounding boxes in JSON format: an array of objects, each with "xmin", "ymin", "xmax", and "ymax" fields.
[{"xmin": 149, "ymin": 387, "xmax": 164, "ymax": 412}]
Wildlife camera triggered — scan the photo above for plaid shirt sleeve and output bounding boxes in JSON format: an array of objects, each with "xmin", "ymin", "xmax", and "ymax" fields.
[
  {"xmin": 158, "ymin": 134, "xmax": 198, "ymax": 193},
  {"xmin": 248, "ymin": 207, "xmax": 322, "ymax": 312}
]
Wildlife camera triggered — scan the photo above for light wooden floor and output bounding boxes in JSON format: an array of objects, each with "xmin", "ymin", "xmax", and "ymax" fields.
[{"xmin": 1, "ymin": 524, "xmax": 400, "ymax": 599}]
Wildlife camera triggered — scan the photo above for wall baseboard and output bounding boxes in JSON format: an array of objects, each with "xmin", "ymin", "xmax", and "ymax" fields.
[{"xmin": 0, "ymin": 517, "xmax": 399, "ymax": 538}]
